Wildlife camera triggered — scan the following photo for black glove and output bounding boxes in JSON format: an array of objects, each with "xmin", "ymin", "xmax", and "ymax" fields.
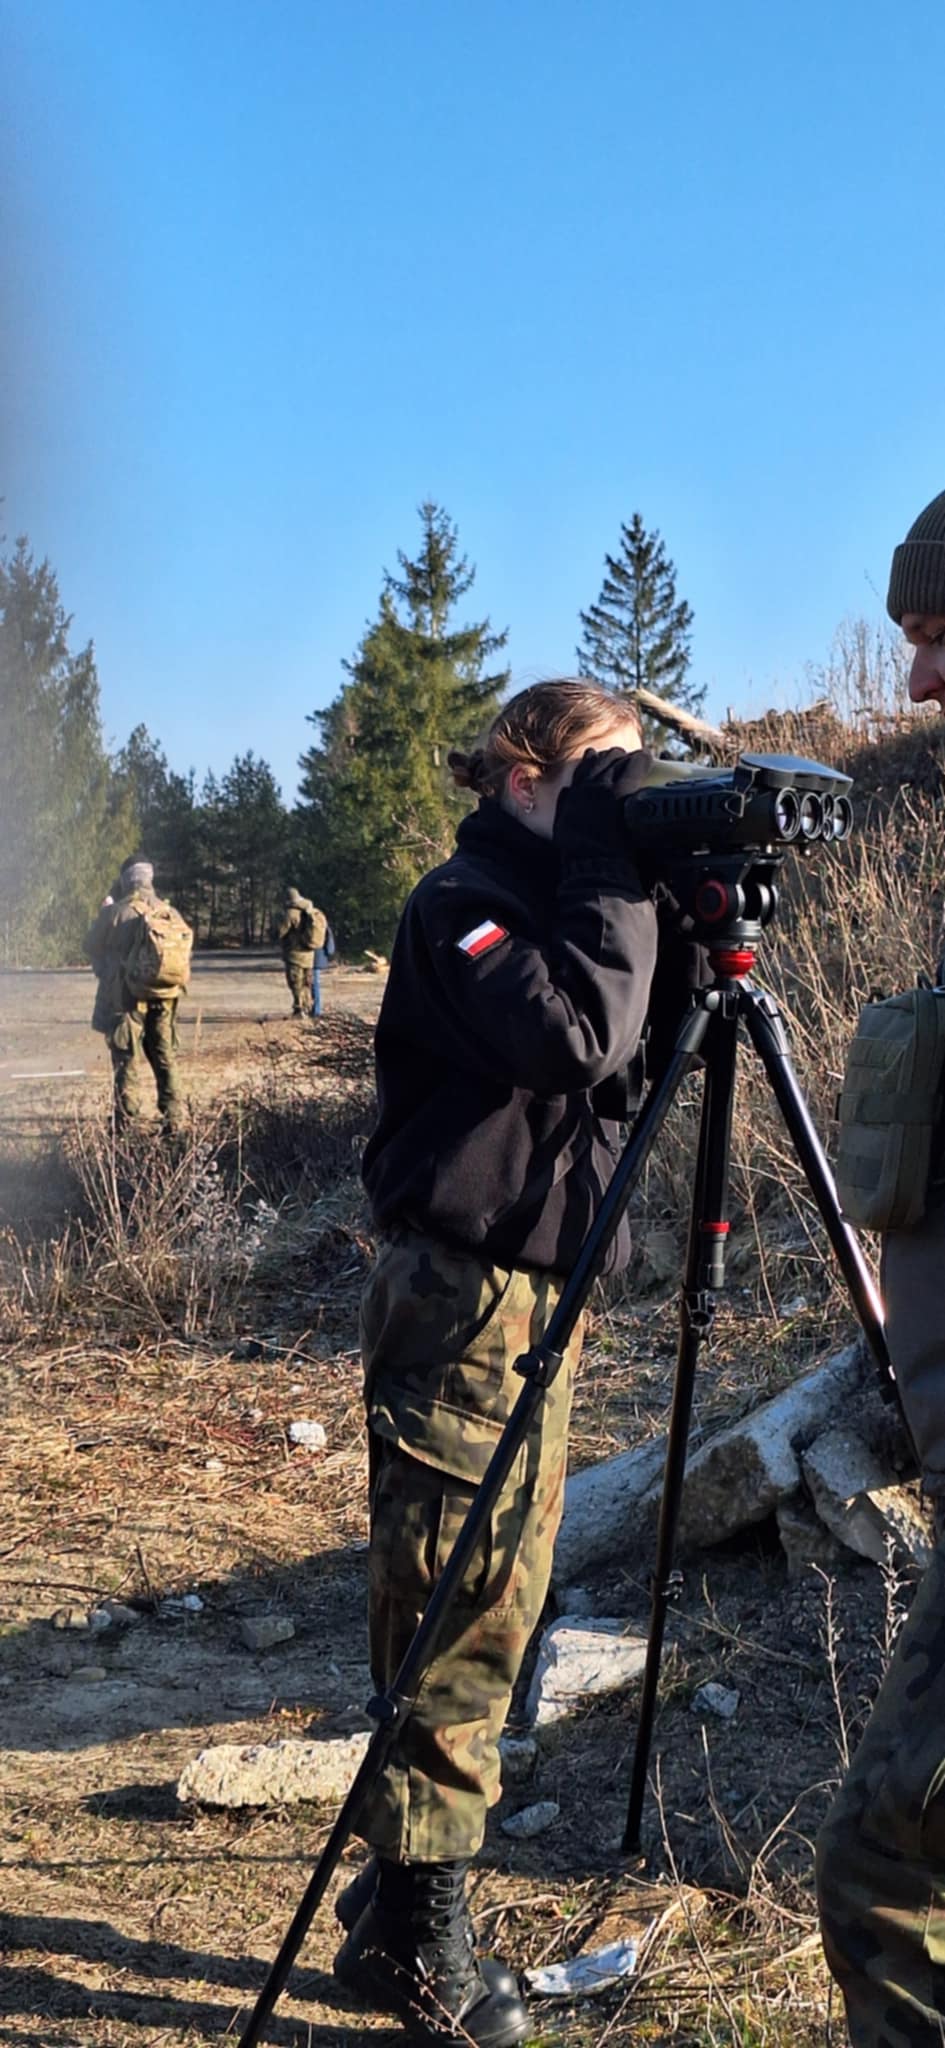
[{"xmin": 553, "ymin": 747, "xmax": 654, "ymax": 863}]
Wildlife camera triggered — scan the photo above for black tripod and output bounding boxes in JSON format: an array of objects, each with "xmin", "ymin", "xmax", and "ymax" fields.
[{"xmin": 238, "ymin": 860, "xmax": 892, "ymax": 2046}]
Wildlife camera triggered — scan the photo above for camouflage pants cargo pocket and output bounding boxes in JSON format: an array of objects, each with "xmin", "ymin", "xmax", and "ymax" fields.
[
  {"xmin": 359, "ymin": 1229, "xmax": 583, "ymax": 1862},
  {"xmin": 816, "ymin": 1538, "xmax": 945, "ymax": 2046}
]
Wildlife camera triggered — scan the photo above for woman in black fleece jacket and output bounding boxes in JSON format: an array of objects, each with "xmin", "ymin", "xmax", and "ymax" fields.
[{"xmin": 334, "ymin": 680, "xmax": 667, "ymax": 2047}]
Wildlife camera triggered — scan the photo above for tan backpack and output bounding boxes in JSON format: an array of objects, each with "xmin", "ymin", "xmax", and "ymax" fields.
[
  {"xmin": 835, "ymin": 981, "xmax": 945, "ymax": 1231},
  {"xmin": 124, "ymin": 898, "xmax": 193, "ymax": 1001}
]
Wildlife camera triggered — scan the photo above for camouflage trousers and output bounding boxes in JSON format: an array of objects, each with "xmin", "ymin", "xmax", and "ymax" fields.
[
  {"xmin": 816, "ymin": 1535, "xmax": 945, "ymax": 2045},
  {"xmin": 108, "ymin": 1001, "xmax": 183, "ymax": 1128},
  {"xmin": 283, "ymin": 954, "xmax": 313, "ymax": 1014},
  {"xmin": 358, "ymin": 1227, "xmax": 583, "ymax": 1862}
]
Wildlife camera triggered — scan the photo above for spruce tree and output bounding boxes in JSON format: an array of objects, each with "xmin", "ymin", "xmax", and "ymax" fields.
[
  {"xmin": 0, "ymin": 537, "xmax": 134, "ymax": 962},
  {"xmin": 297, "ymin": 503, "xmax": 508, "ymax": 951},
  {"xmin": 577, "ymin": 514, "xmax": 704, "ymax": 731}
]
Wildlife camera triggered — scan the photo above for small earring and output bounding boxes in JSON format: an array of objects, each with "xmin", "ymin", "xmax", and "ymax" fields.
[{"xmin": 522, "ymin": 793, "xmax": 535, "ymax": 813}]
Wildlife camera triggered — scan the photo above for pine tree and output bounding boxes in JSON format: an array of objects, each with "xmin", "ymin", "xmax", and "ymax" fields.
[
  {"xmin": 0, "ymin": 537, "xmax": 134, "ymax": 963},
  {"xmin": 297, "ymin": 503, "xmax": 508, "ymax": 951},
  {"xmin": 577, "ymin": 514, "xmax": 704, "ymax": 732},
  {"xmin": 218, "ymin": 752, "xmax": 286, "ymax": 944}
]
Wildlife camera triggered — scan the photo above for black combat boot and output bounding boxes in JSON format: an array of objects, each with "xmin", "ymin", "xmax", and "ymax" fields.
[
  {"xmin": 333, "ymin": 1856, "xmax": 530, "ymax": 2045},
  {"xmin": 334, "ymin": 1857, "xmax": 519, "ymax": 1998}
]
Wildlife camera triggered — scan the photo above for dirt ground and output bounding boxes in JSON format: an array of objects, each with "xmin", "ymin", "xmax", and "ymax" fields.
[{"xmin": 0, "ymin": 969, "xmax": 904, "ymax": 2046}]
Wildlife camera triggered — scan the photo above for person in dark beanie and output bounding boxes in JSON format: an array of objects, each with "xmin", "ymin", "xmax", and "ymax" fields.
[
  {"xmin": 86, "ymin": 856, "xmax": 192, "ymax": 1131},
  {"xmin": 816, "ymin": 488, "xmax": 945, "ymax": 2047}
]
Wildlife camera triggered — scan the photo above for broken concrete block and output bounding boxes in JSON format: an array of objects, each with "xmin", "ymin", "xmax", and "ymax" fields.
[
  {"xmin": 553, "ymin": 1437, "xmax": 667, "ymax": 1585},
  {"xmin": 177, "ymin": 1734, "xmax": 369, "ymax": 1809},
  {"xmin": 776, "ymin": 1493, "xmax": 847, "ymax": 1578},
  {"xmin": 801, "ymin": 1428, "xmax": 935, "ymax": 1569},
  {"xmin": 525, "ymin": 1618, "xmax": 648, "ymax": 1729},
  {"xmin": 639, "ymin": 1342, "xmax": 866, "ymax": 1552}
]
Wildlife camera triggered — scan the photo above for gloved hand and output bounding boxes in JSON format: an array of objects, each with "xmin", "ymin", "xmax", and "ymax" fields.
[{"xmin": 553, "ymin": 747, "xmax": 654, "ymax": 863}]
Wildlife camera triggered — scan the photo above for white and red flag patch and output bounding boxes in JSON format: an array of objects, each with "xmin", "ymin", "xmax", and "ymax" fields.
[{"xmin": 456, "ymin": 919, "xmax": 508, "ymax": 959}]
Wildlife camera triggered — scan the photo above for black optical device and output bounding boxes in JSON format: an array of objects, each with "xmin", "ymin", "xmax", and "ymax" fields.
[
  {"xmin": 625, "ymin": 751, "xmax": 854, "ymax": 856},
  {"xmin": 624, "ymin": 752, "xmax": 855, "ymax": 942}
]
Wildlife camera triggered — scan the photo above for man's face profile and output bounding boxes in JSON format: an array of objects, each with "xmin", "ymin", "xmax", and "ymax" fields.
[{"xmin": 902, "ymin": 613, "xmax": 945, "ymax": 712}]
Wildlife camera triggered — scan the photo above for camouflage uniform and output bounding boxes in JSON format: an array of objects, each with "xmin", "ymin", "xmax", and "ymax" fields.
[
  {"xmin": 816, "ymin": 1198, "xmax": 945, "ymax": 2044},
  {"xmin": 358, "ymin": 1226, "xmax": 584, "ymax": 1862},
  {"xmin": 816, "ymin": 1536, "xmax": 945, "ymax": 2045},
  {"xmin": 278, "ymin": 895, "xmax": 326, "ymax": 1016},
  {"xmin": 86, "ymin": 890, "xmax": 185, "ymax": 1130}
]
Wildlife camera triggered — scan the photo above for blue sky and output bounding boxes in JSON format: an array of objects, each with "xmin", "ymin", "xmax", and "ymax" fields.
[{"xmin": 3, "ymin": 0, "xmax": 944, "ymax": 802}]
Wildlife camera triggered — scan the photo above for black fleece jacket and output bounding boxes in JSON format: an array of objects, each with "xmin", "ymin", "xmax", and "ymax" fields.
[{"xmin": 362, "ymin": 800, "xmax": 663, "ymax": 1275}]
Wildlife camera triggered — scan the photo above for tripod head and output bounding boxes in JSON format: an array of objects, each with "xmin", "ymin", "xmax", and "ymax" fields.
[{"xmin": 626, "ymin": 751, "xmax": 854, "ymax": 954}]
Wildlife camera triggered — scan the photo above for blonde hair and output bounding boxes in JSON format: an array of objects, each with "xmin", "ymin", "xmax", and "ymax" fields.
[{"xmin": 447, "ymin": 679, "xmax": 641, "ymax": 798}]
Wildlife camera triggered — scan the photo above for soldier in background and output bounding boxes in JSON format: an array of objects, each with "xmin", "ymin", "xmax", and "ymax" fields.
[
  {"xmin": 86, "ymin": 856, "xmax": 192, "ymax": 1131},
  {"xmin": 278, "ymin": 887, "xmax": 327, "ymax": 1017}
]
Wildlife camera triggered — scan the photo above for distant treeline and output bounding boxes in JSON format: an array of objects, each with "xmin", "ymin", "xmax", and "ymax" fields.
[{"xmin": 0, "ymin": 500, "xmax": 703, "ymax": 965}]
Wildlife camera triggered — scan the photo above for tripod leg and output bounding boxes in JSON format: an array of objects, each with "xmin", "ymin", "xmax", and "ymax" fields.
[
  {"xmin": 236, "ymin": 1004, "xmax": 714, "ymax": 2045},
  {"xmin": 624, "ymin": 997, "xmax": 740, "ymax": 1853},
  {"xmin": 740, "ymin": 984, "xmax": 894, "ymax": 1391}
]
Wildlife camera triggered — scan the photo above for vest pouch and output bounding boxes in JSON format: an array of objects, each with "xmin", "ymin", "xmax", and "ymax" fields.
[{"xmin": 835, "ymin": 985, "xmax": 945, "ymax": 1232}]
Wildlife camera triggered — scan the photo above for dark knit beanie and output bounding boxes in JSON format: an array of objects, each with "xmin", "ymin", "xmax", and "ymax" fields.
[
  {"xmin": 120, "ymin": 858, "xmax": 154, "ymax": 893},
  {"xmin": 887, "ymin": 490, "xmax": 945, "ymax": 622}
]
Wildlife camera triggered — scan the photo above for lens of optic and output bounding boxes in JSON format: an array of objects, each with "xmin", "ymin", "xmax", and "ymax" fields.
[
  {"xmin": 772, "ymin": 789, "xmax": 800, "ymax": 839},
  {"xmin": 819, "ymin": 794, "xmax": 835, "ymax": 832},
  {"xmin": 798, "ymin": 792, "xmax": 823, "ymax": 838},
  {"xmin": 832, "ymin": 795, "xmax": 854, "ymax": 841}
]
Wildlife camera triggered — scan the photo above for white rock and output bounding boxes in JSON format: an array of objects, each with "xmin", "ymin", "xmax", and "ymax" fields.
[
  {"xmin": 525, "ymin": 1619, "xmax": 648, "ymax": 1728},
  {"xmin": 178, "ymin": 1734, "xmax": 370, "ymax": 1808},
  {"xmin": 288, "ymin": 1420, "xmax": 327, "ymax": 1452},
  {"xmin": 501, "ymin": 1800, "xmax": 560, "ymax": 1839},
  {"xmin": 691, "ymin": 1681, "xmax": 740, "ymax": 1719},
  {"xmin": 240, "ymin": 1615, "xmax": 296, "ymax": 1651},
  {"xmin": 801, "ymin": 1428, "xmax": 935, "ymax": 1569}
]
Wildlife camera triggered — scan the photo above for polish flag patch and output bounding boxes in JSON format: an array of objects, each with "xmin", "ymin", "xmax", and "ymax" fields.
[{"xmin": 456, "ymin": 919, "xmax": 508, "ymax": 958}]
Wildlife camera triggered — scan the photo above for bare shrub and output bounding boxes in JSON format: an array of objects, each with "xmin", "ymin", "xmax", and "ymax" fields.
[{"xmin": 1, "ymin": 1051, "xmax": 376, "ymax": 1340}]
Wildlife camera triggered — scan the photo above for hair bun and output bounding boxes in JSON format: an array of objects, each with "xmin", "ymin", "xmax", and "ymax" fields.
[{"xmin": 447, "ymin": 747, "xmax": 487, "ymax": 792}]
